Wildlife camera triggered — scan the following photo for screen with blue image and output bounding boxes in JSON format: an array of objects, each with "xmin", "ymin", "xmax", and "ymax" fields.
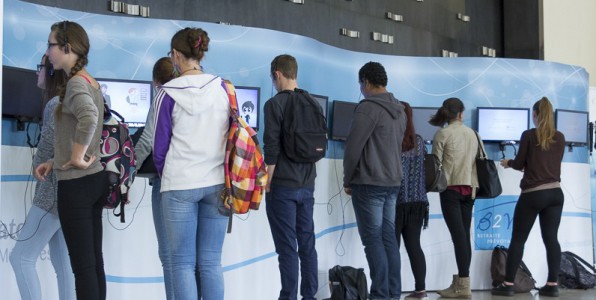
[
  {"xmin": 477, "ymin": 107, "xmax": 529, "ymax": 142},
  {"xmin": 556, "ymin": 109, "xmax": 588, "ymax": 144},
  {"xmin": 235, "ymin": 86, "xmax": 260, "ymax": 130}
]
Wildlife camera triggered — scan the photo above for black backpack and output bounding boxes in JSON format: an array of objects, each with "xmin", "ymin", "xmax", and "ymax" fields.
[
  {"xmin": 130, "ymin": 126, "xmax": 157, "ymax": 175},
  {"xmin": 328, "ymin": 265, "xmax": 368, "ymax": 300},
  {"xmin": 281, "ymin": 89, "xmax": 328, "ymax": 163},
  {"xmin": 490, "ymin": 245, "xmax": 536, "ymax": 293},
  {"xmin": 559, "ymin": 251, "xmax": 596, "ymax": 289}
]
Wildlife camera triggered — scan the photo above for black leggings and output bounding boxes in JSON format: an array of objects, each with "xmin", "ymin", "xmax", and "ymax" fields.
[
  {"xmin": 58, "ymin": 171, "xmax": 108, "ymax": 300},
  {"xmin": 396, "ymin": 211, "xmax": 426, "ymax": 291},
  {"xmin": 440, "ymin": 189, "xmax": 475, "ymax": 278},
  {"xmin": 505, "ymin": 188, "xmax": 564, "ymax": 283}
]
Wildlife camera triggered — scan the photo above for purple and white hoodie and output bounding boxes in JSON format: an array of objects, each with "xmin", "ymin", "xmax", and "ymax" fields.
[{"xmin": 152, "ymin": 74, "xmax": 229, "ymax": 192}]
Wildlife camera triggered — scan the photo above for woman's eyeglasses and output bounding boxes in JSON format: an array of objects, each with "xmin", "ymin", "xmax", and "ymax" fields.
[
  {"xmin": 36, "ymin": 64, "xmax": 45, "ymax": 73},
  {"xmin": 47, "ymin": 42, "xmax": 60, "ymax": 49}
]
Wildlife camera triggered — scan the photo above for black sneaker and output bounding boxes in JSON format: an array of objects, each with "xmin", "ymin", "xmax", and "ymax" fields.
[
  {"xmin": 539, "ymin": 285, "xmax": 559, "ymax": 297},
  {"xmin": 491, "ymin": 282, "xmax": 515, "ymax": 296}
]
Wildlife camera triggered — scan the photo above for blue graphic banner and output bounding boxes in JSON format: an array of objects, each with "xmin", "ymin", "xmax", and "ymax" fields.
[{"xmin": 474, "ymin": 196, "xmax": 518, "ymax": 250}]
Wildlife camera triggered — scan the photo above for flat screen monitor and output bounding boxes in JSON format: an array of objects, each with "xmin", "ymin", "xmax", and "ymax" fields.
[
  {"xmin": 2, "ymin": 65, "xmax": 42, "ymax": 121},
  {"xmin": 311, "ymin": 93, "xmax": 328, "ymax": 119},
  {"xmin": 476, "ymin": 107, "xmax": 529, "ymax": 142},
  {"xmin": 412, "ymin": 107, "xmax": 440, "ymax": 143},
  {"xmin": 331, "ymin": 100, "xmax": 358, "ymax": 141},
  {"xmin": 556, "ymin": 109, "xmax": 588, "ymax": 144},
  {"xmin": 96, "ymin": 78, "xmax": 152, "ymax": 127},
  {"xmin": 235, "ymin": 86, "xmax": 260, "ymax": 131}
]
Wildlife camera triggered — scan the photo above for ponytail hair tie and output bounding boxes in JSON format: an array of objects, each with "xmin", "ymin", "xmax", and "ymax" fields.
[{"xmin": 193, "ymin": 36, "xmax": 202, "ymax": 49}]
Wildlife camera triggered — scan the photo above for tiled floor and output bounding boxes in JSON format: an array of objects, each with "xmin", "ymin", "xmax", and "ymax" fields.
[{"xmin": 412, "ymin": 289, "xmax": 596, "ymax": 299}]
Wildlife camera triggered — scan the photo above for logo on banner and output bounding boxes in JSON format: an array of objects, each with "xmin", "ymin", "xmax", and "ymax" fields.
[{"xmin": 474, "ymin": 195, "xmax": 518, "ymax": 250}]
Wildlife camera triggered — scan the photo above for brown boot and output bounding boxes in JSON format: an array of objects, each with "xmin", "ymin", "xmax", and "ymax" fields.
[
  {"xmin": 440, "ymin": 276, "xmax": 472, "ymax": 299},
  {"xmin": 437, "ymin": 275, "xmax": 458, "ymax": 297}
]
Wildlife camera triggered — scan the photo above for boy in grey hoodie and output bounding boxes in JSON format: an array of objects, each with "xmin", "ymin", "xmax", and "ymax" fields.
[{"xmin": 343, "ymin": 61, "xmax": 406, "ymax": 300}]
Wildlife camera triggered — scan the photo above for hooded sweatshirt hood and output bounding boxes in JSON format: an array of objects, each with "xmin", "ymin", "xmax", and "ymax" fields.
[
  {"xmin": 152, "ymin": 73, "xmax": 229, "ymax": 192},
  {"xmin": 161, "ymin": 74, "xmax": 221, "ymax": 115},
  {"xmin": 359, "ymin": 92, "xmax": 402, "ymax": 119}
]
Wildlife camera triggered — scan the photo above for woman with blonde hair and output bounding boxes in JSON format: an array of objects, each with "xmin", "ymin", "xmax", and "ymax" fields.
[{"xmin": 492, "ymin": 97, "xmax": 565, "ymax": 297}]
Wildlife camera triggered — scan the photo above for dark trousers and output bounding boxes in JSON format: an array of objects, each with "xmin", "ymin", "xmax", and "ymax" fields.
[
  {"xmin": 266, "ymin": 184, "xmax": 318, "ymax": 300},
  {"xmin": 396, "ymin": 211, "xmax": 426, "ymax": 291},
  {"xmin": 440, "ymin": 189, "xmax": 475, "ymax": 278},
  {"xmin": 58, "ymin": 171, "xmax": 108, "ymax": 300},
  {"xmin": 505, "ymin": 188, "xmax": 564, "ymax": 283}
]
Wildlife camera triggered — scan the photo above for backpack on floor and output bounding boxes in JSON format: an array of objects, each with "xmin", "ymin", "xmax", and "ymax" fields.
[
  {"xmin": 280, "ymin": 89, "xmax": 327, "ymax": 163},
  {"xmin": 559, "ymin": 251, "xmax": 596, "ymax": 289},
  {"xmin": 490, "ymin": 245, "xmax": 536, "ymax": 293},
  {"xmin": 99, "ymin": 104, "xmax": 137, "ymax": 223},
  {"xmin": 220, "ymin": 80, "xmax": 267, "ymax": 233},
  {"xmin": 328, "ymin": 265, "xmax": 368, "ymax": 300}
]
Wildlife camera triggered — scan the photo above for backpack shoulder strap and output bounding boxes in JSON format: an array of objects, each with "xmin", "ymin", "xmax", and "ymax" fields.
[
  {"xmin": 221, "ymin": 79, "xmax": 238, "ymax": 112},
  {"xmin": 565, "ymin": 251, "xmax": 596, "ymax": 274}
]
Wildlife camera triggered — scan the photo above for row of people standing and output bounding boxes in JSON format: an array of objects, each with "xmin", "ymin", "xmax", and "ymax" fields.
[
  {"xmin": 11, "ymin": 20, "xmax": 565, "ymax": 300},
  {"xmin": 342, "ymin": 61, "xmax": 566, "ymax": 300}
]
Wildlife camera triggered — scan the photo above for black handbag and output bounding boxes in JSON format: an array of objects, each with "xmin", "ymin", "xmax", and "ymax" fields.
[
  {"xmin": 424, "ymin": 145, "xmax": 447, "ymax": 193},
  {"xmin": 474, "ymin": 131, "xmax": 502, "ymax": 198}
]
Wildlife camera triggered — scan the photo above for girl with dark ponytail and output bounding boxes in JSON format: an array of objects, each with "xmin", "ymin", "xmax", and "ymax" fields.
[
  {"xmin": 34, "ymin": 21, "xmax": 109, "ymax": 300},
  {"xmin": 492, "ymin": 97, "xmax": 565, "ymax": 297},
  {"xmin": 430, "ymin": 97, "xmax": 483, "ymax": 298}
]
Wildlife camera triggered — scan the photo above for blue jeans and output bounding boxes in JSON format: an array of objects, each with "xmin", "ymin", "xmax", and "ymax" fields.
[
  {"xmin": 150, "ymin": 177, "xmax": 175, "ymax": 299},
  {"xmin": 10, "ymin": 205, "xmax": 76, "ymax": 300},
  {"xmin": 266, "ymin": 184, "xmax": 318, "ymax": 300},
  {"xmin": 351, "ymin": 184, "xmax": 401, "ymax": 300},
  {"xmin": 161, "ymin": 184, "xmax": 227, "ymax": 300}
]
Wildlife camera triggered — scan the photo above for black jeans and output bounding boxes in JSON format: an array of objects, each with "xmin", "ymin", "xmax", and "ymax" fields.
[
  {"xmin": 505, "ymin": 188, "xmax": 564, "ymax": 283},
  {"xmin": 396, "ymin": 209, "xmax": 426, "ymax": 291},
  {"xmin": 58, "ymin": 171, "xmax": 108, "ymax": 300},
  {"xmin": 440, "ymin": 189, "xmax": 475, "ymax": 278}
]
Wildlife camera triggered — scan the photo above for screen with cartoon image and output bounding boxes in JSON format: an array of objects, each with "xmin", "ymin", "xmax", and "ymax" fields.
[
  {"xmin": 235, "ymin": 86, "xmax": 260, "ymax": 130},
  {"xmin": 97, "ymin": 78, "xmax": 152, "ymax": 127}
]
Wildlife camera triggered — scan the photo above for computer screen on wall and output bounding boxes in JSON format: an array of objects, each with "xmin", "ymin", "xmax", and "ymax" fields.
[
  {"xmin": 476, "ymin": 107, "xmax": 529, "ymax": 142},
  {"xmin": 2, "ymin": 65, "xmax": 43, "ymax": 121},
  {"xmin": 96, "ymin": 78, "xmax": 152, "ymax": 127},
  {"xmin": 331, "ymin": 100, "xmax": 358, "ymax": 141},
  {"xmin": 556, "ymin": 109, "xmax": 588, "ymax": 144},
  {"xmin": 235, "ymin": 86, "xmax": 260, "ymax": 130},
  {"xmin": 412, "ymin": 107, "xmax": 440, "ymax": 143},
  {"xmin": 311, "ymin": 93, "xmax": 329, "ymax": 119}
]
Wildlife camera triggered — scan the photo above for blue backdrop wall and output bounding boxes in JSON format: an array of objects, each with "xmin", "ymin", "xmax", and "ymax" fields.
[{"xmin": 1, "ymin": 0, "xmax": 592, "ymax": 299}]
